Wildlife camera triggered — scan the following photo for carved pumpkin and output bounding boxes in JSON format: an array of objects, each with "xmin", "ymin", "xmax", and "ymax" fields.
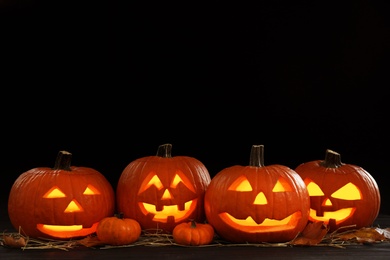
[
  {"xmin": 116, "ymin": 143, "xmax": 211, "ymax": 233},
  {"xmin": 96, "ymin": 214, "xmax": 141, "ymax": 245},
  {"xmin": 8, "ymin": 151, "xmax": 115, "ymax": 239},
  {"xmin": 172, "ymin": 220, "xmax": 215, "ymax": 246},
  {"xmin": 295, "ymin": 149, "xmax": 381, "ymax": 232},
  {"xmin": 204, "ymin": 145, "xmax": 310, "ymax": 243}
]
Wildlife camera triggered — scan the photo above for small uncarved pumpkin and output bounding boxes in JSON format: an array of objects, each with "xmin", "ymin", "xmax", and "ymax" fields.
[
  {"xmin": 96, "ymin": 214, "xmax": 141, "ymax": 246},
  {"xmin": 295, "ymin": 149, "xmax": 381, "ymax": 232},
  {"xmin": 172, "ymin": 220, "xmax": 215, "ymax": 246}
]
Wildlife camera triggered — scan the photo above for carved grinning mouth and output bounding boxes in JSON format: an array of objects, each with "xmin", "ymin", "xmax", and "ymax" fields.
[
  {"xmin": 310, "ymin": 207, "xmax": 355, "ymax": 224},
  {"xmin": 218, "ymin": 211, "xmax": 302, "ymax": 232},
  {"xmin": 139, "ymin": 199, "xmax": 197, "ymax": 222},
  {"xmin": 37, "ymin": 222, "xmax": 99, "ymax": 238}
]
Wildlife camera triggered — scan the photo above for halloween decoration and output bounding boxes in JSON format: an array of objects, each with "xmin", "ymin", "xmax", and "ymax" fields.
[
  {"xmin": 294, "ymin": 149, "xmax": 381, "ymax": 232},
  {"xmin": 96, "ymin": 213, "xmax": 141, "ymax": 246},
  {"xmin": 172, "ymin": 220, "xmax": 215, "ymax": 246},
  {"xmin": 204, "ymin": 145, "xmax": 310, "ymax": 243},
  {"xmin": 8, "ymin": 151, "xmax": 115, "ymax": 239},
  {"xmin": 116, "ymin": 143, "xmax": 211, "ymax": 233}
]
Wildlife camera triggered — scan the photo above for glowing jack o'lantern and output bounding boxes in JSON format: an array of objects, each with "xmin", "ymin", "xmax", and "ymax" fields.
[
  {"xmin": 8, "ymin": 151, "xmax": 115, "ymax": 239},
  {"xmin": 204, "ymin": 145, "xmax": 310, "ymax": 243},
  {"xmin": 116, "ymin": 144, "xmax": 211, "ymax": 233},
  {"xmin": 295, "ymin": 149, "xmax": 381, "ymax": 232}
]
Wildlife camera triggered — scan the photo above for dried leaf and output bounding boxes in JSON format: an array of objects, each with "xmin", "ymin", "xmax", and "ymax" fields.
[
  {"xmin": 338, "ymin": 227, "xmax": 386, "ymax": 243},
  {"xmin": 290, "ymin": 221, "xmax": 329, "ymax": 245},
  {"xmin": 2, "ymin": 234, "xmax": 27, "ymax": 248},
  {"xmin": 375, "ymin": 227, "xmax": 390, "ymax": 239},
  {"xmin": 77, "ymin": 236, "xmax": 106, "ymax": 247}
]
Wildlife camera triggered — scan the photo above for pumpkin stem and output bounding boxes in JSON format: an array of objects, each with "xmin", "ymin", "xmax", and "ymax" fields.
[
  {"xmin": 249, "ymin": 145, "xmax": 265, "ymax": 167},
  {"xmin": 115, "ymin": 212, "xmax": 124, "ymax": 219},
  {"xmin": 156, "ymin": 143, "xmax": 173, "ymax": 158},
  {"xmin": 190, "ymin": 219, "xmax": 197, "ymax": 228},
  {"xmin": 52, "ymin": 150, "xmax": 72, "ymax": 171},
  {"xmin": 319, "ymin": 149, "xmax": 344, "ymax": 168}
]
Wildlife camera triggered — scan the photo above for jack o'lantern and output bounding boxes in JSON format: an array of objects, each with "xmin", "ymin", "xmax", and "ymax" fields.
[
  {"xmin": 8, "ymin": 151, "xmax": 115, "ymax": 239},
  {"xmin": 116, "ymin": 143, "xmax": 211, "ymax": 233},
  {"xmin": 204, "ymin": 145, "xmax": 310, "ymax": 243},
  {"xmin": 295, "ymin": 149, "xmax": 381, "ymax": 232}
]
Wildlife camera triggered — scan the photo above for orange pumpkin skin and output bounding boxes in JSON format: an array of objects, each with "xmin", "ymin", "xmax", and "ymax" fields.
[
  {"xmin": 116, "ymin": 144, "xmax": 211, "ymax": 233},
  {"xmin": 96, "ymin": 215, "xmax": 141, "ymax": 245},
  {"xmin": 295, "ymin": 149, "xmax": 381, "ymax": 232},
  {"xmin": 204, "ymin": 145, "xmax": 310, "ymax": 243},
  {"xmin": 172, "ymin": 220, "xmax": 215, "ymax": 246},
  {"xmin": 8, "ymin": 151, "xmax": 115, "ymax": 239}
]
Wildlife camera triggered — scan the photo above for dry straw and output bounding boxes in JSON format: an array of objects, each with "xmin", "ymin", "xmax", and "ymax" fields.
[{"xmin": 1, "ymin": 225, "xmax": 390, "ymax": 251}]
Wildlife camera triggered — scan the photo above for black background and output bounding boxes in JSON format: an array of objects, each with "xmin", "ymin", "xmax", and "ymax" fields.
[{"xmin": 1, "ymin": 1, "xmax": 389, "ymax": 215}]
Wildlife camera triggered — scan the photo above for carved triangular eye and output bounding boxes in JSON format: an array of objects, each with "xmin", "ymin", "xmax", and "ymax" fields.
[
  {"xmin": 228, "ymin": 176, "xmax": 252, "ymax": 191},
  {"xmin": 139, "ymin": 172, "xmax": 164, "ymax": 194},
  {"xmin": 83, "ymin": 185, "xmax": 100, "ymax": 195},
  {"xmin": 43, "ymin": 186, "xmax": 66, "ymax": 198},
  {"xmin": 170, "ymin": 170, "xmax": 196, "ymax": 192},
  {"xmin": 305, "ymin": 179, "xmax": 325, "ymax": 196},
  {"xmin": 331, "ymin": 182, "xmax": 362, "ymax": 200},
  {"xmin": 272, "ymin": 177, "xmax": 292, "ymax": 192}
]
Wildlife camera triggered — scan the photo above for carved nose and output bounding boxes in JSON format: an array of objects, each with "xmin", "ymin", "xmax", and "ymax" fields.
[
  {"xmin": 64, "ymin": 199, "xmax": 84, "ymax": 212},
  {"xmin": 161, "ymin": 189, "xmax": 173, "ymax": 200},
  {"xmin": 253, "ymin": 192, "xmax": 267, "ymax": 205}
]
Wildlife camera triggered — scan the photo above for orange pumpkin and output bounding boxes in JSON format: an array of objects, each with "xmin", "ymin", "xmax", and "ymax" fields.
[
  {"xmin": 295, "ymin": 149, "xmax": 381, "ymax": 232},
  {"xmin": 116, "ymin": 143, "xmax": 211, "ymax": 233},
  {"xmin": 96, "ymin": 214, "xmax": 141, "ymax": 245},
  {"xmin": 204, "ymin": 145, "xmax": 310, "ymax": 243},
  {"xmin": 8, "ymin": 151, "xmax": 115, "ymax": 239},
  {"xmin": 172, "ymin": 220, "xmax": 215, "ymax": 246}
]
